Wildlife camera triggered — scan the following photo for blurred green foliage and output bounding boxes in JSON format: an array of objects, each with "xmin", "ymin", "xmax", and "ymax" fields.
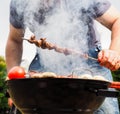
[
  {"xmin": 0, "ymin": 56, "xmax": 9, "ymax": 114},
  {"xmin": 112, "ymin": 70, "xmax": 120, "ymax": 109}
]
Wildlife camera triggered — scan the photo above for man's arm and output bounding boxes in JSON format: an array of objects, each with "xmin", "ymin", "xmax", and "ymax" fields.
[
  {"xmin": 5, "ymin": 24, "xmax": 25, "ymax": 72},
  {"xmin": 96, "ymin": 6, "xmax": 120, "ymax": 71}
]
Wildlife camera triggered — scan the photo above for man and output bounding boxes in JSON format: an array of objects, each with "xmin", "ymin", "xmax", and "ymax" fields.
[{"xmin": 6, "ymin": 0, "xmax": 120, "ymax": 113}]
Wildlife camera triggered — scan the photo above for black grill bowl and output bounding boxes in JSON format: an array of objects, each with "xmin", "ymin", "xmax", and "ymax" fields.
[{"xmin": 6, "ymin": 78, "xmax": 112, "ymax": 114}]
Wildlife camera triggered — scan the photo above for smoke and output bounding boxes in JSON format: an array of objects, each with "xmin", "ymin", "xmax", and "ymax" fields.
[{"xmin": 12, "ymin": 0, "xmax": 109, "ymax": 75}]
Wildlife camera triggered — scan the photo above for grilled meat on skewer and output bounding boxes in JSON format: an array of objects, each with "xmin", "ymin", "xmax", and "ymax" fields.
[{"xmin": 22, "ymin": 36, "xmax": 97, "ymax": 61}]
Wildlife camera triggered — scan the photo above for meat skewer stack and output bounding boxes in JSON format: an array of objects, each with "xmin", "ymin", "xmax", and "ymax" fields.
[{"xmin": 22, "ymin": 35, "xmax": 98, "ymax": 61}]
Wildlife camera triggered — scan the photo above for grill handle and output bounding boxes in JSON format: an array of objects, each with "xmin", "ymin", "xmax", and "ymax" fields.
[{"xmin": 89, "ymin": 88, "xmax": 119, "ymax": 97}]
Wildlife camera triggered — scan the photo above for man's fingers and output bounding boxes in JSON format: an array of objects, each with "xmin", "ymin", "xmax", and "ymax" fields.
[
  {"xmin": 115, "ymin": 63, "xmax": 120, "ymax": 70},
  {"xmin": 98, "ymin": 49, "xmax": 120, "ymax": 71}
]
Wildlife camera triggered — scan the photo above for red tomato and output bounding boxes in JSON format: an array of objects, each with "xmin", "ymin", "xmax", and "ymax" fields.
[{"xmin": 8, "ymin": 66, "xmax": 26, "ymax": 79}]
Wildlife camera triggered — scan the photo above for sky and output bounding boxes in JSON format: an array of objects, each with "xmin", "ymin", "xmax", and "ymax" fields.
[{"xmin": 0, "ymin": 0, "xmax": 120, "ymax": 63}]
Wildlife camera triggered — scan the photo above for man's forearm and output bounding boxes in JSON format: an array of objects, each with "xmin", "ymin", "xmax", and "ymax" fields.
[
  {"xmin": 110, "ymin": 18, "xmax": 120, "ymax": 54},
  {"xmin": 98, "ymin": 17, "xmax": 120, "ymax": 71},
  {"xmin": 5, "ymin": 39, "xmax": 23, "ymax": 72}
]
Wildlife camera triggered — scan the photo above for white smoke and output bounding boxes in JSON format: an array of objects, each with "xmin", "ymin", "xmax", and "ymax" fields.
[
  {"xmin": 12, "ymin": 0, "xmax": 109, "ymax": 75},
  {"xmin": 29, "ymin": 0, "xmax": 89, "ymax": 75}
]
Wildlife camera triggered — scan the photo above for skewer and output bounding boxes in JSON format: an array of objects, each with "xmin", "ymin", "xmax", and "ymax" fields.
[
  {"xmin": 87, "ymin": 56, "xmax": 98, "ymax": 61},
  {"xmin": 22, "ymin": 38, "xmax": 28, "ymax": 41},
  {"xmin": 22, "ymin": 37, "xmax": 98, "ymax": 61}
]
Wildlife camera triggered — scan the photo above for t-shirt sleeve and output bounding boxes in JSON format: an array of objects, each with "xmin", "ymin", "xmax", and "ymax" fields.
[
  {"xmin": 10, "ymin": 0, "xmax": 24, "ymax": 28},
  {"xmin": 89, "ymin": 0, "xmax": 111, "ymax": 18}
]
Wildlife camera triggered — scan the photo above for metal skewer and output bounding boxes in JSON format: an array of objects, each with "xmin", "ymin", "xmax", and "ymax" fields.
[
  {"xmin": 22, "ymin": 38, "xmax": 28, "ymax": 41},
  {"xmin": 87, "ymin": 56, "xmax": 98, "ymax": 61}
]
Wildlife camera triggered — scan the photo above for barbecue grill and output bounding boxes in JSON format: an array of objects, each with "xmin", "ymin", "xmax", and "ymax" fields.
[{"xmin": 7, "ymin": 77, "xmax": 119, "ymax": 114}]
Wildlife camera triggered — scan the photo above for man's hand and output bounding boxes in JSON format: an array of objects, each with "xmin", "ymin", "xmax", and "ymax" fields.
[{"xmin": 98, "ymin": 49, "xmax": 120, "ymax": 71}]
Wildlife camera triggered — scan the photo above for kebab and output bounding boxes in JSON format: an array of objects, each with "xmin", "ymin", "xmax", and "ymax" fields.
[{"xmin": 22, "ymin": 35, "xmax": 98, "ymax": 61}]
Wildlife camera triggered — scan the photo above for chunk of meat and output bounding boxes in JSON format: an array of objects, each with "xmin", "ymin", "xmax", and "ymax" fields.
[
  {"xmin": 78, "ymin": 74, "xmax": 93, "ymax": 79},
  {"xmin": 30, "ymin": 72, "xmax": 57, "ymax": 78},
  {"xmin": 93, "ymin": 75, "xmax": 108, "ymax": 81}
]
